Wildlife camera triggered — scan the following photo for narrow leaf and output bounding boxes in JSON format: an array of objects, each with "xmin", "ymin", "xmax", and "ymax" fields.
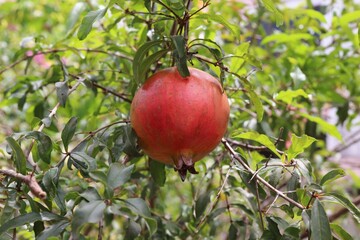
[
  {"xmin": 77, "ymin": 8, "xmax": 108, "ymax": 40},
  {"xmin": 326, "ymin": 193, "xmax": 360, "ymax": 223},
  {"xmin": 61, "ymin": 117, "xmax": 78, "ymax": 152},
  {"xmin": 149, "ymin": 159, "xmax": 166, "ymax": 186},
  {"xmin": 171, "ymin": 35, "xmax": 190, "ymax": 77},
  {"xmin": 260, "ymin": 0, "xmax": 283, "ymax": 26},
  {"xmin": 25, "ymin": 131, "xmax": 53, "ymax": 163},
  {"xmin": 6, "ymin": 137, "xmax": 26, "ymax": 174},
  {"xmin": 248, "ymin": 89, "xmax": 264, "ymax": 121},
  {"xmin": 195, "ymin": 192, "xmax": 211, "ymax": 219},
  {"xmin": 300, "ymin": 113, "xmax": 342, "ymax": 140},
  {"xmin": 138, "ymin": 49, "xmax": 169, "ymax": 83},
  {"xmin": 311, "ymin": 199, "xmax": 331, "ymax": 240},
  {"xmin": 37, "ymin": 220, "xmax": 70, "ymax": 240},
  {"xmin": 194, "ymin": 13, "xmax": 239, "ymax": 36},
  {"xmin": 320, "ymin": 169, "xmax": 346, "ymax": 186},
  {"xmin": 107, "ymin": 163, "xmax": 134, "ymax": 190},
  {"xmin": 330, "ymin": 223, "xmax": 354, "ymax": 240}
]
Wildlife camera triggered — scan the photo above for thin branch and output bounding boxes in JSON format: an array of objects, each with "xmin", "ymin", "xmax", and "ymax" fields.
[
  {"xmin": 0, "ymin": 169, "xmax": 46, "ymax": 199},
  {"xmin": 222, "ymin": 138, "xmax": 306, "ymax": 210},
  {"xmin": 0, "ymin": 48, "xmax": 132, "ymax": 74}
]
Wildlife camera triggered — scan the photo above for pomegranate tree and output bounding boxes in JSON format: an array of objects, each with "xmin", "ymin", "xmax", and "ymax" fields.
[{"xmin": 130, "ymin": 67, "xmax": 230, "ymax": 180}]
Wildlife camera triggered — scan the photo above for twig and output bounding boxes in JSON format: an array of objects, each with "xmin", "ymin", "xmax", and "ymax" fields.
[
  {"xmin": 222, "ymin": 138, "xmax": 306, "ymax": 210},
  {"xmin": 196, "ymin": 163, "xmax": 233, "ymax": 229},
  {"xmin": 0, "ymin": 169, "xmax": 46, "ymax": 199},
  {"xmin": 0, "ymin": 48, "xmax": 132, "ymax": 74}
]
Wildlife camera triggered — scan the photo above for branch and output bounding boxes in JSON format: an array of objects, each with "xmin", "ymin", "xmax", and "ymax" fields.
[
  {"xmin": 221, "ymin": 138, "xmax": 306, "ymax": 210},
  {"xmin": 0, "ymin": 169, "xmax": 47, "ymax": 199},
  {"xmin": 0, "ymin": 48, "xmax": 132, "ymax": 74}
]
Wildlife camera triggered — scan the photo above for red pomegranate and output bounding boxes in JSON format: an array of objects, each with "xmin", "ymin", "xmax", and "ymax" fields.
[{"xmin": 130, "ymin": 67, "xmax": 230, "ymax": 180}]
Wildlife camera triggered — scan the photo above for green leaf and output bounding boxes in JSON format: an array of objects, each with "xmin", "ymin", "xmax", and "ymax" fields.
[
  {"xmin": 194, "ymin": 13, "xmax": 239, "ymax": 36},
  {"xmin": 70, "ymin": 151, "xmax": 97, "ymax": 172},
  {"xmin": 228, "ymin": 223, "xmax": 238, "ymax": 240},
  {"xmin": 195, "ymin": 192, "xmax": 211, "ymax": 219},
  {"xmin": 124, "ymin": 220, "xmax": 141, "ymax": 240},
  {"xmin": 302, "ymin": 9, "xmax": 326, "ymax": 23},
  {"xmin": 77, "ymin": 8, "xmax": 108, "ymax": 40},
  {"xmin": 311, "ymin": 199, "xmax": 331, "ymax": 240},
  {"xmin": 326, "ymin": 193, "xmax": 360, "ymax": 223},
  {"xmin": 107, "ymin": 163, "xmax": 134, "ymax": 190},
  {"xmin": 300, "ymin": 113, "xmax": 342, "ymax": 140},
  {"xmin": 295, "ymin": 158, "xmax": 314, "ymax": 184},
  {"xmin": 238, "ymin": 170, "xmax": 267, "ymax": 199},
  {"xmin": 123, "ymin": 198, "xmax": 157, "ymax": 236},
  {"xmin": 275, "ymin": 89, "xmax": 309, "ymax": 105},
  {"xmin": 6, "ymin": 137, "xmax": 26, "ymax": 175},
  {"xmin": 287, "ymin": 134, "xmax": 316, "ymax": 160},
  {"xmin": 133, "ymin": 40, "xmax": 165, "ymax": 85},
  {"xmin": 260, "ymin": 0, "xmax": 283, "ymax": 26},
  {"xmin": 25, "ymin": 131, "xmax": 53, "ymax": 163},
  {"xmin": 122, "ymin": 125, "xmax": 142, "ymax": 159},
  {"xmin": 262, "ymin": 33, "xmax": 313, "ymax": 45},
  {"xmin": 55, "ymin": 82, "xmax": 69, "ymax": 107},
  {"xmin": 149, "ymin": 159, "xmax": 166, "ymax": 186},
  {"xmin": 61, "ymin": 117, "xmax": 78, "ymax": 152},
  {"xmin": 66, "ymin": 2, "xmax": 86, "ymax": 33},
  {"xmin": 37, "ymin": 220, "xmax": 70, "ymax": 240},
  {"xmin": 287, "ymin": 172, "xmax": 300, "ymax": 204},
  {"xmin": 339, "ymin": 11, "xmax": 360, "ymax": 26},
  {"xmin": 0, "ymin": 212, "xmax": 64, "ymax": 235},
  {"xmin": 138, "ymin": 49, "xmax": 169, "ymax": 83},
  {"xmin": 330, "ymin": 223, "xmax": 354, "ymax": 240},
  {"xmin": 171, "ymin": 35, "xmax": 190, "ymax": 77},
  {"xmin": 320, "ymin": 169, "xmax": 346, "ymax": 186},
  {"xmin": 248, "ymin": 89, "xmax": 264, "ymax": 121},
  {"xmin": 233, "ymin": 131, "xmax": 281, "ymax": 158},
  {"xmin": 71, "ymin": 200, "xmax": 106, "ymax": 237}
]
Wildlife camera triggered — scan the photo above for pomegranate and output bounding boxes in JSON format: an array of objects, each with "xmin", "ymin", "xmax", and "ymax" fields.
[{"xmin": 130, "ymin": 67, "xmax": 230, "ymax": 180}]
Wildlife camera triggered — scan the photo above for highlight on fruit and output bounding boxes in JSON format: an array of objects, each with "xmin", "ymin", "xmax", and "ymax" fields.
[{"xmin": 130, "ymin": 67, "xmax": 230, "ymax": 180}]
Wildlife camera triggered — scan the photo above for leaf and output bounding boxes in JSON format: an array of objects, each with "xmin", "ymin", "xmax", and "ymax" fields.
[
  {"xmin": 0, "ymin": 212, "xmax": 64, "ymax": 235},
  {"xmin": 124, "ymin": 220, "xmax": 141, "ymax": 240},
  {"xmin": 123, "ymin": 198, "xmax": 157, "ymax": 236},
  {"xmin": 262, "ymin": 33, "xmax": 313, "ymax": 45},
  {"xmin": 320, "ymin": 169, "xmax": 346, "ymax": 186},
  {"xmin": 194, "ymin": 13, "xmax": 239, "ymax": 36},
  {"xmin": 287, "ymin": 172, "xmax": 300, "ymax": 204},
  {"xmin": 311, "ymin": 199, "xmax": 331, "ymax": 240},
  {"xmin": 330, "ymin": 223, "xmax": 354, "ymax": 240},
  {"xmin": 228, "ymin": 223, "xmax": 238, "ymax": 240},
  {"xmin": 300, "ymin": 113, "xmax": 342, "ymax": 140},
  {"xmin": 61, "ymin": 117, "xmax": 78, "ymax": 152},
  {"xmin": 260, "ymin": 0, "xmax": 283, "ymax": 26},
  {"xmin": 233, "ymin": 131, "xmax": 281, "ymax": 158},
  {"xmin": 133, "ymin": 40, "xmax": 165, "ymax": 85},
  {"xmin": 55, "ymin": 82, "xmax": 69, "ymax": 107},
  {"xmin": 171, "ymin": 35, "xmax": 190, "ymax": 77},
  {"xmin": 275, "ymin": 89, "xmax": 309, "ymax": 105},
  {"xmin": 71, "ymin": 200, "xmax": 106, "ymax": 237},
  {"xmin": 238, "ymin": 170, "xmax": 267, "ymax": 199},
  {"xmin": 195, "ymin": 192, "xmax": 211, "ymax": 219},
  {"xmin": 77, "ymin": 8, "xmax": 108, "ymax": 40},
  {"xmin": 6, "ymin": 137, "xmax": 26, "ymax": 174},
  {"xmin": 138, "ymin": 49, "xmax": 169, "ymax": 83},
  {"xmin": 248, "ymin": 89, "xmax": 264, "ymax": 121},
  {"xmin": 25, "ymin": 131, "xmax": 53, "ymax": 163},
  {"xmin": 326, "ymin": 193, "xmax": 360, "ymax": 223},
  {"xmin": 339, "ymin": 11, "xmax": 360, "ymax": 26},
  {"xmin": 66, "ymin": 2, "xmax": 87, "ymax": 33},
  {"xmin": 295, "ymin": 158, "xmax": 314, "ymax": 184},
  {"xmin": 107, "ymin": 163, "xmax": 134, "ymax": 190},
  {"xmin": 37, "ymin": 220, "xmax": 70, "ymax": 240},
  {"xmin": 121, "ymin": 125, "xmax": 142, "ymax": 159},
  {"xmin": 302, "ymin": 9, "xmax": 326, "ymax": 23},
  {"xmin": 149, "ymin": 159, "xmax": 166, "ymax": 186},
  {"xmin": 287, "ymin": 134, "xmax": 316, "ymax": 160},
  {"xmin": 70, "ymin": 151, "xmax": 97, "ymax": 172}
]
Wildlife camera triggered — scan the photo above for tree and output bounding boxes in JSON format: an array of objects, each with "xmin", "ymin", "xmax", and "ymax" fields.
[{"xmin": 1, "ymin": 0, "xmax": 360, "ymax": 239}]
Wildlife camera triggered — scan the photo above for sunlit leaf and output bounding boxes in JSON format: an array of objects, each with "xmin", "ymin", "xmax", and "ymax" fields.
[
  {"xmin": 320, "ymin": 169, "xmax": 346, "ymax": 186},
  {"xmin": 275, "ymin": 89, "xmax": 309, "ymax": 105},
  {"xmin": 260, "ymin": 0, "xmax": 283, "ymax": 26},
  {"xmin": 287, "ymin": 134, "xmax": 316, "ymax": 160},
  {"xmin": 233, "ymin": 131, "xmax": 281, "ymax": 158},
  {"xmin": 77, "ymin": 8, "xmax": 108, "ymax": 40},
  {"xmin": 300, "ymin": 113, "xmax": 342, "ymax": 140}
]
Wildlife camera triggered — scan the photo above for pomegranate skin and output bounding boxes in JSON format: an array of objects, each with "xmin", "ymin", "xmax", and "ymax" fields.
[{"xmin": 130, "ymin": 67, "xmax": 230, "ymax": 169}]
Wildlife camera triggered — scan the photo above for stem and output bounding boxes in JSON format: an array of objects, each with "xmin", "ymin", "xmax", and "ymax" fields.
[
  {"xmin": 0, "ymin": 169, "xmax": 47, "ymax": 199},
  {"xmin": 222, "ymin": 138, "xmax": 306, "ymax": 210}
]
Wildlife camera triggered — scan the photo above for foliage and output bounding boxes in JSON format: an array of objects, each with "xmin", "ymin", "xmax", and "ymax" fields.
[{"xmin": 1, "ymin": 0, "xmax": 360, "ymax": 239}]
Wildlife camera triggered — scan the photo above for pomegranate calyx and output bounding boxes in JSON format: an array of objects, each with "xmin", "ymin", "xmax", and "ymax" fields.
[{"xmin": 175, "ymin": 163, "xmax": 199, "ymax": 181}]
